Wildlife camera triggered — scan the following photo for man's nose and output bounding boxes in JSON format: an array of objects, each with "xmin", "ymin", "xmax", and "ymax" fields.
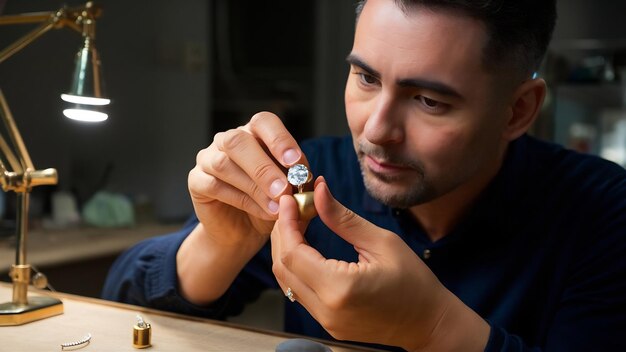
[{"xmin": 363, "ymin": 93, "xmax": 404, "ymax": 145}]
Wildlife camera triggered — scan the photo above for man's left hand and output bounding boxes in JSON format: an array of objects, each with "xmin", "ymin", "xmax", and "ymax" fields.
[{"xmin": 271, "ymin": 177, "xmax": 490, "ymax": 350}]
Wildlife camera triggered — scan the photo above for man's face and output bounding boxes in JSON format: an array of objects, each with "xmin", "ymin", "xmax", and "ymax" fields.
[{"xmin": 345, "ymin": 0, "xmax": 513, "ymax": 208}]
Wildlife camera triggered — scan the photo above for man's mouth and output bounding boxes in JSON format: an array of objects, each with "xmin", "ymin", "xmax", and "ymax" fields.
[{"xmin": 365, "ymin": 155, "xmax": 413, "ymax": 176}]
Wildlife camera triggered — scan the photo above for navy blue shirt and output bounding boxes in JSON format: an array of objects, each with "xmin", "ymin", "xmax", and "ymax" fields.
[{"xmin": 103, "ymin": 134, "xmax": 626, "ymax": 351}]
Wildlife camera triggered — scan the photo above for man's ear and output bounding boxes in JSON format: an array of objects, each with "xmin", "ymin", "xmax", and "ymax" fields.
[{"xmin": 503, "ymin": 78, "xmax": 546, "ymax": 141}]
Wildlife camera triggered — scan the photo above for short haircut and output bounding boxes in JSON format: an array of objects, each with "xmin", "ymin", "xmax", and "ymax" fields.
[{"xmin": 355, "ymin": 0, "xmax": 557, "ymax": 78}]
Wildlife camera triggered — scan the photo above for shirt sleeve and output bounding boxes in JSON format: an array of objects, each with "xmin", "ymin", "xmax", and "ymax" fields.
[
  {"xmin": 485, "ymin": 323, "xmax": 539, "ymax": 352},
  {"xmin": 101, "ymin": 216, "xmax": 278, "ymax": 319}
]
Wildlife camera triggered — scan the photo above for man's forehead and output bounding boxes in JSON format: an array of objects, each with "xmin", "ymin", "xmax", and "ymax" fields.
[{"xmin": 354, "ymin": 0, "xmax": 490, "ymax": 83}]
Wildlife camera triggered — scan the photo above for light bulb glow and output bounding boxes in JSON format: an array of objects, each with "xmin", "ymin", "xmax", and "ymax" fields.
[
  {"xmin": 63, "ymin": 108, "xmax": 108, "ymax": 122},
  {"xmin": 61, "ymin": 94, "xmax": 111, "ymax": 106}
]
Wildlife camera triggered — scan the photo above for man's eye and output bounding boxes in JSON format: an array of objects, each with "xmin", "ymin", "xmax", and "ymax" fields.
[
  {"xmin": 415, "ymin": 95, "xmax": 449, "ymax": 114},
  {"xmin": 419, "ymin": 96, "xmax": 439, "ymax": 108},
  {"xmin": 359, "ymin": 73, "xmax": 377, "ymax": 85}
]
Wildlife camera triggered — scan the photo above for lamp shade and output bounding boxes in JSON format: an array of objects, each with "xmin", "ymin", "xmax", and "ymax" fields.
[{"xmin": 61, "ymin": 36, "xmax": 110, "ymax": 121}]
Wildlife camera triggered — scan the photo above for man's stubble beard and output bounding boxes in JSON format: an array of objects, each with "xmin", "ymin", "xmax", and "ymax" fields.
[{"xmin": 356, "ymin": 141, "xmax": 437, "ymax": 209}]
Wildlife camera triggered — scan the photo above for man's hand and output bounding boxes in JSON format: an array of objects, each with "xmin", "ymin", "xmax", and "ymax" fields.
[
  {"xmin": 189, "ymin": 112, "xmax": 306, "ymax": 244},
  {"xmin": 271, "ymin": 177, "xmax": 489, "ymax": 351},
  {"xmin": 178, "ymin": 112, "xmax": 307, "ymax": 305}
]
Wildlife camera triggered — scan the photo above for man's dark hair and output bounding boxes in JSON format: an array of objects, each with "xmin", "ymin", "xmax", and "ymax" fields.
[{"xmin": 355, "ymin": 0, "xmax": 557, "ymax": 78}]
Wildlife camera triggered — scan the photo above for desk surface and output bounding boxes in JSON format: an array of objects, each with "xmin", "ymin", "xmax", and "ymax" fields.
[{"xmin": 0, "ymin": 284, "xmax": 377, "ymax": 352}]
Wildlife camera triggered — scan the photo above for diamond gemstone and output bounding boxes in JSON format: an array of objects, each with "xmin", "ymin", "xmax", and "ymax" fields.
[{"xmin": 287, "ymin": 164, "xmax": 309, "ymax": 186}]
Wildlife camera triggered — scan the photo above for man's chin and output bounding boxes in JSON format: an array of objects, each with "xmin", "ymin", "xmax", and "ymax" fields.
[
  {"xmin": 363, "ymin": 175, "xmax": 424, "ymax": 208},
  {"xmin": 366, "ymin": 189, "xmax": 417, "ymax": 209}
]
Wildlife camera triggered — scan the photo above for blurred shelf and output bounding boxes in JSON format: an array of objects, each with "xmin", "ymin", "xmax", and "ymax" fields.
[
  {"xmin": 0, "ymin": 222, "xmax": 183, "ymax": 269},
  {"xmin": 551, "ymin": 39, "xmax": 626, "ymax": 51},
  {"xmin": 555, "ymin": 83, "xmax": 624, "ymax": 109}
]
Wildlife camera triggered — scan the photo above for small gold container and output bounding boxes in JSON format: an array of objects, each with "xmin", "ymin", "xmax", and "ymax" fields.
[{"xmin": 133, "ymin": 321, "xmax": 151, "ymax": 349}]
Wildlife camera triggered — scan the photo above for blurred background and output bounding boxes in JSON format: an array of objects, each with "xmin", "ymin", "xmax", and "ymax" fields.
[{"xmin": 0, "ymin": 0, "xmax": 624, "ymax": 330}]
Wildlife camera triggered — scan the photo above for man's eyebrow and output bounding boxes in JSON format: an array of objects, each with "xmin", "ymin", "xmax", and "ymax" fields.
[
  {"xmin": 397, "ymin": 78, "xmax": 463, "ymax": 100},
  {"xmin": 346, "ymin": 54, "xmax": 380, "ymax": 78},
  {"xmin": 346, "ymin": 53, "xmax": 464, "ymax": 100}
]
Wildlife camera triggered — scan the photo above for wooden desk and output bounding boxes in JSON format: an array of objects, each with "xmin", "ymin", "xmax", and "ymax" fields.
[{"xmin": 0, "ymin": 283, "xmax": 378, "ymax": 351}]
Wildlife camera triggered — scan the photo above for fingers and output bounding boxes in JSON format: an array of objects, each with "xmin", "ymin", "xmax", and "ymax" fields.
[
  {"xmin": 213, "ymin": 129, "xmax": 289, "ymax": 199},
  {"xmin": 189, "ymin": 164, "xmax": 274, "ymax": 221},
  {"xmin": 195, "ymin": 143, "xmax": 279, "ymax": 217},
  {"xmin": 270, "ymin": 216, "xmax": 319, "ymax": 305},
  {"xmin": 270, "ymin": 201, "xmax": 325, "ymax": 316},
  {"xmin": 276, "ymin": 195, "xmax": 325, "ymax": 262},
  {"xmin": 272, "ymin": 194, "xmax": 366, "ymax": 324},
  {"xmin": 273, "ymin": 195, "xmax": 336, "ymax": 290},
  {"xmin": 195, "ymin": 112, "xmax": 307, "ymax": 216},
  {"xmin": 245, "ymin": 112, "xmax": 305, "ymax": 168}
]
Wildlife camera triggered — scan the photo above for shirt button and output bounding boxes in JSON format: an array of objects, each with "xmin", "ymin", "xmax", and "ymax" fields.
[{"xmin": 423, "ymin": 249, "xmax": 431, "ymax": 259}]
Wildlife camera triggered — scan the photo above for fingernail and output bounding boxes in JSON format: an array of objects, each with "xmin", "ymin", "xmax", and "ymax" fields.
[
  {"xmin": 270, "ymin": 179, "xmax": 287, "ymax": 197},
  {"xmin": 282, "ymin": 149, "xmax": 300, "ymax": 165},
  {"xmin": 268, "ymin": 200, "xmax": 279, "ymax": 213}
]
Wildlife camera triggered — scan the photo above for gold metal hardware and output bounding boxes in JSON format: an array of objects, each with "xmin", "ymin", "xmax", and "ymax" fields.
[
  {"xmin": 133, "ymin": 315, "xmax": 152, "ymax": 349},
  {"xmin": 0, "ymin": 1, "xmax": 106, "ymax": 326}
]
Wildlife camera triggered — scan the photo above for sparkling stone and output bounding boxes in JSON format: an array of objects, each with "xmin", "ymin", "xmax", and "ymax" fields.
[{"xmin": 287, "ymin": 164, "xmax": 310, "ymax": 186}]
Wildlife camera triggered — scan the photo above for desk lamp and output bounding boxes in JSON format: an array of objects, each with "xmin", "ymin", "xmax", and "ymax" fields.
[{"xmin": 0, "ymin": 1, "xmax": 109, "ymax": 325}]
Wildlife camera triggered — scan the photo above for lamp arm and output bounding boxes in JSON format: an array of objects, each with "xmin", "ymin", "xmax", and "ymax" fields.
[
  {"xmin": 0, "ymin": 136, "xmax": 21, "ymax": 175},
  {"xmin": 0, "ymin": 89, "xmax": 58, "ymax": 192},
  {"xmin": 0, "ymin": 89, "xmax": 33, "ymax": 173},
  {"xmin": 0, "ymin": 11, "xmax": 57, "ymax": 25},
  {"xmin": 0, "ymin": 2, "xmax": 102, "ymax": 64},
  {"xmin": 0, "ymin": 18, "xmax": 57, "ymax": 65},
  {"xmin": 0, "ymin": 157, "xmax": 14, "ymax": 191}
]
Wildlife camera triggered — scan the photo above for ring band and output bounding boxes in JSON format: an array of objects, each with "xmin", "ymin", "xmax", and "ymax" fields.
[{"xmin": 285, "ymin": 287, "xmax": 296, "ymax": 302}]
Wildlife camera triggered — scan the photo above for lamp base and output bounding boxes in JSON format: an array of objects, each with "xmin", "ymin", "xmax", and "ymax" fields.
[{"xmin": 0, "ymin": 295, "xmax": 63, "ymax": 326}]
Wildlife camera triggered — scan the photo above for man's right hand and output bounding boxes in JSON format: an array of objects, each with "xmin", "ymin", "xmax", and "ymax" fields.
[{"xmin": 178, "ymin": 112, "xmax": 307, "ymax": 305}]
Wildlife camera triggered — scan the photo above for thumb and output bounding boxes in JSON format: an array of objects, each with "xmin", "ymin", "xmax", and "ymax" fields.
[{"xmin": 314, "ymin": 176, "xmax": 392, "ymax": 251}]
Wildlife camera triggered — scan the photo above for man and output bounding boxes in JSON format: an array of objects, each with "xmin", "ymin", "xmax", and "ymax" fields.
[{"xmin": 103, "ymin": 0, "xmax": 626, "ymax": 351}]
